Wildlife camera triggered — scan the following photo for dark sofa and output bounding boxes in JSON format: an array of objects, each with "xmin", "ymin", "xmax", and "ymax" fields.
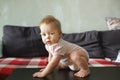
[{"xmin": 2, "ymin": 25, "xmax": 120, "ymax": 60}]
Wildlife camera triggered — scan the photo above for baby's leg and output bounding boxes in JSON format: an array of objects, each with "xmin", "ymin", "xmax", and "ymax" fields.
[
  {"xmin": 57, "ymin": 62, "xmax": 68, "ymax": 69},
  {"xmin": 69, "ymin": 50, "xmax": 90, "ymax": 77},
  {"xmin": 74, "ymin": 56, "xmax": 90, "ymax": 77}
]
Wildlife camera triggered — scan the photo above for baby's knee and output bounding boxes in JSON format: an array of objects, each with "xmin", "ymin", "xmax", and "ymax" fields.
[
  {"xmin": 58, "ymin": 62, "xmax": 68, "ymax": 69},
  {"xmin": 69, "ymin": 65, "xmax": 79, "ymax": 71},
  {"xmin": 79, "ymin": 55, "xmax": 89, "ymax": 62}
]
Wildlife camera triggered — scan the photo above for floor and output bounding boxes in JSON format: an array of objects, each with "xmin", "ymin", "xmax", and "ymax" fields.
[{"xmin": 7, "ymin": 67, "xmax": 120, "ymax": 80}]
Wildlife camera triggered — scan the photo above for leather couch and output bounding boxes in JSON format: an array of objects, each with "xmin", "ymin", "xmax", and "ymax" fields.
[{"xmin": 2, "ymin": 25, "xmax": 120, "ymax": 60}]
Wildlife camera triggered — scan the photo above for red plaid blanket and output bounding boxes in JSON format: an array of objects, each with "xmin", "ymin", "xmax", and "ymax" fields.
[{"xmin": 0, "ymin": 57, "xmax": 120, "ymax": 80}]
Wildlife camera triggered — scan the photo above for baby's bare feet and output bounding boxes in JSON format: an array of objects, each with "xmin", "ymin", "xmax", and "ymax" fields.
[{"xmin": 74, "ymin": 69, "xmax": 90, "ymax": 78}]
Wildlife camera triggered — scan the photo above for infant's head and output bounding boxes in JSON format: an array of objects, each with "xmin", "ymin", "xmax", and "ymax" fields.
[
  {"xmin": 40, "ymin": 15, "xmax": 62, "ymax": 34},
  {"xmin": 39, "ymin": 15, "xmax": 62, "ymax": 45}
]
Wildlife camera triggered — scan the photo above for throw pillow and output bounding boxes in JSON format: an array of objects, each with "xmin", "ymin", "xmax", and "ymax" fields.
[{"xmin": 106, "ymin": 17, "xmax": 120, "ymax": 30}]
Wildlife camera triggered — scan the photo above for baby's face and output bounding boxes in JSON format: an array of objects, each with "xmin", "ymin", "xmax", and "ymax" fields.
[{"xmin": 40, "ymin": 23, "xmax": 62, "ymax": 45}]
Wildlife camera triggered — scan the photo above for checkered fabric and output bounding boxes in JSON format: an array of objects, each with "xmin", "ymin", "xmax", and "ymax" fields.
[
  {"xmin": 0, "ymin": 57, "xmax": 48, "ymax": 80},
  {"xmin": 0, "ymin": 57, "xmax": 120, "ymax": 80},
  {"xmin": 0, "ymin": 57, "xmax": 48, "ymax": 68}
]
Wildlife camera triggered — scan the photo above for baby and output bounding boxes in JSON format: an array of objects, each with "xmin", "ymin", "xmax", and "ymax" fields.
[{"xmin": 33, "ymin": 15, "xmax": 90, "ymax": 78}]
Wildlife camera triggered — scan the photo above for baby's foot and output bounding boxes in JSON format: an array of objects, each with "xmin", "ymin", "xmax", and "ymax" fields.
[{"xmin": 74, "ymin": 69, "xmax": 90, "ymax": 78}]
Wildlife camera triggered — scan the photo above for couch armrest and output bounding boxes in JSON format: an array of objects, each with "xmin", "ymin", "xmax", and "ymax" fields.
[{"xmin": 0, "ymin": 40, "xmax": 2, "ymax": 57}]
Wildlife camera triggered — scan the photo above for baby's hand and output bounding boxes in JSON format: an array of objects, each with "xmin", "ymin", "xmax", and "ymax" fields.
[
  {"xmin": 39, "ymin": 68, "xmax": 45, "ymax": 72},
  {"xmin": 33, "ymin": 71, "xmax": 45, "ymax": 78}
]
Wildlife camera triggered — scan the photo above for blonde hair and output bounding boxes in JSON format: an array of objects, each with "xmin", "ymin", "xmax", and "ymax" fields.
[{"xmin": 40, "ymin": 15, "xmax": 62, "ymax": 33}]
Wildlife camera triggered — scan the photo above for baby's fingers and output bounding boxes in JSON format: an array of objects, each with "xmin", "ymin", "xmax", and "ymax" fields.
[
  {"xmin": 39, "ymin": 69, "xmax": 44, "ymax": 72},
  {"xmin": 33, "ymin": 72, "xmax": 39, "ymax": 77}
]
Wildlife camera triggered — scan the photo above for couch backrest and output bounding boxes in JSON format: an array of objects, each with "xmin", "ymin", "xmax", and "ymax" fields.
[
  {"xmin": 99, "ymin": 30, "xmax": 120, "ymax": 60},
  {"xmin": 2, "ymin": 25, "xmax": 48, "ymax": 57},
  {"xmin": 3, "ymin": 25, "xmax": 119, "ymax": 59},
  {"xmin": 63, "ymin": 31, "xmax": 104, "ymax": 58}
]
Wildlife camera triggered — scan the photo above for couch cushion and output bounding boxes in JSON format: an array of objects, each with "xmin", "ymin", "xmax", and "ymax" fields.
[
  {"xmin": 2, "ymin": 25, "xmax": 48, "ymax": 57},
  {"xmin": 63, "ymin": 31, "xmax": 104, "ymax": 58},
  {"xmin": 99, "ymin": 30, "xmax": 120, "ymax": 60}
]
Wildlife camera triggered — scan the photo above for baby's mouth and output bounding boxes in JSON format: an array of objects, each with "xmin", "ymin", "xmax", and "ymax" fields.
[{"xmin": 46, "ymin": 41, "xmax": 51, "ymax": 44}]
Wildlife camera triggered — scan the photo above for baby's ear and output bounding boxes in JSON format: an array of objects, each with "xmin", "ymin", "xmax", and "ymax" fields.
[
  {"xmin": 60, "ymin": 32, "xmax": 63, "ymax": 36},
  {"xmin": 58, "ymin": 32, "xmax": 62, "ymax": 38}
]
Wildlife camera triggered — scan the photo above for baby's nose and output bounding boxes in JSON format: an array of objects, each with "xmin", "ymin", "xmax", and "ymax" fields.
[{"xmin": 46, "ymin": 35, "xmax": 50, "ymax": 39}]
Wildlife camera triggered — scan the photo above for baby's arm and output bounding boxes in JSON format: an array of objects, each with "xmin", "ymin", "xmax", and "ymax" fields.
[
  {"xmin": 33, "ymin": 55, "xmax": 62, "ymax": 78},
  {"xmin": 48, "ymin": 53, "xmax": 52, "ymax": 62},
  {"xmin": 39, "ymin": 53, "xmax": 52, "ymax": 72}
]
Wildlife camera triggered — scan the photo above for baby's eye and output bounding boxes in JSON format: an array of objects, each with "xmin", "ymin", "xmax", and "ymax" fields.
[
  {"xmin": 41, "ymin": 33, "xmax": 46, "ymax": 36},
  {"xmin": 50, "ymin": 32, "xmax": 54, "ymax": 35}
]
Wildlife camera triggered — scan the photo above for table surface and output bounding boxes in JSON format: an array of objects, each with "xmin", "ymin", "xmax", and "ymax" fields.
[{"xmin": 7, "ymin": 67, "xmax": 120, "ymax": 80}]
